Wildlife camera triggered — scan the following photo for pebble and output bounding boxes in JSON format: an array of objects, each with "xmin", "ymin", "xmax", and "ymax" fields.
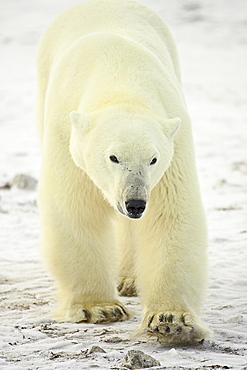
[{"xmin": 121, "ymin": 350, "xmax": 161, "ymax": 369}]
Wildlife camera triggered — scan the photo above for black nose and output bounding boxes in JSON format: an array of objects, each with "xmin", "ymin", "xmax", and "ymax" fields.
[{"xmin": 125, "ymin": 199, "xmax": 146, "ymax": 219}]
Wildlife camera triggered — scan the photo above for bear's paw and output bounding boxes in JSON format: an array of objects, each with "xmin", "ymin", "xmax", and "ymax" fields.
[
  {"xmin": 58, "ymin": 302, "xmax": 131, "ymax": 324},
  {"xmin": 136, "ymin": 311, "xmax": 211, "ymax": 344},
  {"xmin": 118, "ymin": 277, "xmax": 137, "ymax": 297}
]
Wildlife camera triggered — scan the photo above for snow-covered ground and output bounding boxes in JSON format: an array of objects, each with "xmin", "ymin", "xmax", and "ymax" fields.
[{"xmin": 0, "ymin": 0, "xmax": 247, "ymax": 368}]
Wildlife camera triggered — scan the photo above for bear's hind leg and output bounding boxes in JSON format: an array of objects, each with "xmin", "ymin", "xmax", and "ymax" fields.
[{"xmin": 116, "ymin": 217, "xmax": 137, "ymax": 297}]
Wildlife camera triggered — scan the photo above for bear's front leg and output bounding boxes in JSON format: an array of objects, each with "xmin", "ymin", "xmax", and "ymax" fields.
[
  {"xmin": 39, "ymin": 167, "xmax": 130, "ymax": 324},
  {"xmin": 134, "ymin": 193, "xmax": 211, "ymax": 343}
]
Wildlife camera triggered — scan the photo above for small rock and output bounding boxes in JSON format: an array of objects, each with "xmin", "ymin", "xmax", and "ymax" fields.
[
  {"xmin": 88, "ymin": 345, "xmax": 106, "ymax": 354},
  {"xmin": 121, "ymin": 350, "xmax": 161, "ymax": 369},
  {"xmin": 104, "ymin": 336, "xmax": 127, "ymax": 343},
  {"xmin": 168, "ymin": 348, "xmax": 178, "ymax": 357},
  {"xmin": 11, "ymin": 174, "xmax": 38, "ymax": 190}
]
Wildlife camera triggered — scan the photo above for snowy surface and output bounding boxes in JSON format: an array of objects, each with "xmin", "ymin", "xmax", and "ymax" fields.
[{"xmin": 0, "ymin": 0, "xmax": 247, "ymax": 369}]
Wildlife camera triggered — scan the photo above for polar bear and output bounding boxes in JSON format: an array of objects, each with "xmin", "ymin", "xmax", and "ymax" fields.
[{"xmin": 37, "ymin": 0, "xmax": 211, "ymax": 343}]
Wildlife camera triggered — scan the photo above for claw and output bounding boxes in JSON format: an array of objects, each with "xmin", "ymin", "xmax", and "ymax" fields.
[
  {"xmin": 113, "ymin": 307, "xmax": 122, "ymax": 316},
  {"xmin": 167, "ymin": 314, "xmax": 174, "ymax": 323},
  {"xmin": 159, "ymin": 314, "xmax": 164, "ymax": 322},
  {"xmin": 119, "ymin": 305, "xmax": 128, "ymax": 316},
  {"xmin": 148, "ymin": 315, "xmax": 154, "ymax": 327},
  {"xmin": 82, "ymin": 309, "xmax": 90, "ymax": 320},
  {"xmin": 99, "ymin": 309, "xmax": 106, "ymax": 317}
]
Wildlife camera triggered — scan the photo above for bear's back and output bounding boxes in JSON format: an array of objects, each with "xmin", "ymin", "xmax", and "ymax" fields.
[
  {"xmin": 36, "ymin": 0, "xmax": 182, "ymax": 143},
  {"xmin": 38, "ymin": 0, "xmax": 180, "ymax": 81}
]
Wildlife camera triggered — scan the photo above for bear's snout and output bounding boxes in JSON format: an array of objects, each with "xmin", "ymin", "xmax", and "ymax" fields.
[{"xmin": 125, "ymin": 199, "xmax": 146, "ymax": 219}]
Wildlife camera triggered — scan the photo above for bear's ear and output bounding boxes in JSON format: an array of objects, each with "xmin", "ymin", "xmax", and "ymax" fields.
[
  {"xmin": 70, "ymin": 111, "xmax": 90, "ymax": 135},
  {"xmin": 163, "ymin": 117, "xmax": 181, "ymax": 139}
]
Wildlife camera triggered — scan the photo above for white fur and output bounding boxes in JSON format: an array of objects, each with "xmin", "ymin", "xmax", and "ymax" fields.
[{"xmin": 37, "ymin": 0, "xmax": 211, "ymax": 343}]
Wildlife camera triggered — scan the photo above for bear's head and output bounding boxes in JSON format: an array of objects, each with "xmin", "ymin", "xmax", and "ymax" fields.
[{"xmin": 69, "ymin": 107, "xmax": 180, "ymax": 219}]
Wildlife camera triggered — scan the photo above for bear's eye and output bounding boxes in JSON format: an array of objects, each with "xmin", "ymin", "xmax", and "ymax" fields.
[
  {"xmin": 109, "ymin": 155, "xmax": 119, "ymax": 164},
  {"xmin": 150, "ymin": 157, "xmax": 157, "ymax": 165}
]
